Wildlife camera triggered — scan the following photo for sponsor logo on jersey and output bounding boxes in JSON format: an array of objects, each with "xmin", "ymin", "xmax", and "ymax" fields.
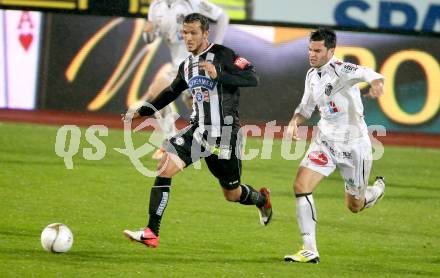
[
  {"xmin": 195, "ymin": 91, "xmax": 204, "ymax": 102},
  {"xmin": 341, "ymin": 63, "xmax": 358, "ymax": 73},
  {"xmin": 327, "ymin": 101, "xmax": 339, "ymax": 113},
  {"xmin": 308, "ymin": 151, "xmax": 329, "ymax": 166},
  {"xmin": 234, "ymin": 57, "xmax": 251, "ymax": 70},
  {"xmin": 193, "ymin": 87, "xmax": 210, "ymax": 103},
  {"xmin": 325, "ymin": 83, "xmax": 333, "ymax": 96},
  {"xmin": 188, "ymin": 76, "xmax": 216, "ymax": 90}
]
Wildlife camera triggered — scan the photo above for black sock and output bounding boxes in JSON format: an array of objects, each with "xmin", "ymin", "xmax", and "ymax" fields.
[
  {"xmin": 147, "ymin": 177, "xmax": 171, "ymax": 236},
  {"xmin": 238, "ymin": 184, "xmax": 265, "ymax": 207}
]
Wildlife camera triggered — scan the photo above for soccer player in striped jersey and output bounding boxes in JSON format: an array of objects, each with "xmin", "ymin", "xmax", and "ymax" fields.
[
  {"xmin": 140, "ymin": 0, "xmax": 229, "ymax": 160},
  {"xmin": 122, "ymin": 13, "xmax": 272, "ymax": 249}
]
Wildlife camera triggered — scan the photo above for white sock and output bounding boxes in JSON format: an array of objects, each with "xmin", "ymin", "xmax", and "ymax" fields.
[{"xmin": 296, "ymin": 193, "xmax": 318, "ymax": 253}]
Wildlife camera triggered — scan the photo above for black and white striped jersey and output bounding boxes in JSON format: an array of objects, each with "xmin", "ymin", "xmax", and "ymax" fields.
[{"xmin": 138, "ymin": 43, "xmax": 259, "ymax": 137}]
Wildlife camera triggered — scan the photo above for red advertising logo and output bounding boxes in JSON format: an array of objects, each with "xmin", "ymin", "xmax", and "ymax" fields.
[{"xmin": 308, "ymin": 151, "xmax": 328, "ymax": 166}]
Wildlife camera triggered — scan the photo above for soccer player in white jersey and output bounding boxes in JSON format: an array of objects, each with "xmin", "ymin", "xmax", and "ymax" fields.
[
  {"xmin": 284, "ymin": 27, "xmax": 386, "ymax": 264},
  {"xmin": 142, "ymin": 0, "xmax": 229, "ymax": 159}
]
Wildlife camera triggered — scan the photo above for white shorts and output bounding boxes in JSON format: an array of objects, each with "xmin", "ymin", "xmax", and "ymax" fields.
[{"xmin": 300, "ymin": 132, "xmax": 373, "ymax": 199}]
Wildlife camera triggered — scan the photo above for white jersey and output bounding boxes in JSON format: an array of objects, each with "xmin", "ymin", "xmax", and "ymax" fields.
[
  {"xmin": 295, "ymin": 57, "xmax": 384, "ymax": 142},
  {"xmin": 148, "ymin": 0, "xmax": 223, "ymax": 71}
]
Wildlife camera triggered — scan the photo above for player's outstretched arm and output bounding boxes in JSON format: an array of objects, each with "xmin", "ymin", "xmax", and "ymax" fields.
[
  {"xmin": 136, "ymin": 86, "xmax": 180, "ymax": 117},
  {"xmin": 124, "ymin": 64, "xmax": 188, "ymax": 118},
  {"xmin": 137, "ymin": 79, "xmax": 188, "ymax": 117},
  {"xmin": 338, "ymin": 62, "xmax": 385, "ymax": 94}
]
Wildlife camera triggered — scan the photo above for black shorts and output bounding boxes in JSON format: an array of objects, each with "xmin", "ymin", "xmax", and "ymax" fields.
[{"xmin": 163, "ymin": 125, "xmax": 242, "ymax": 190}]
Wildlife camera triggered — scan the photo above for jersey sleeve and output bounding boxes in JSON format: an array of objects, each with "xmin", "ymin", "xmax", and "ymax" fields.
[
  {"xmin": 192, "ymin": 0, "xmax": 223, "ymax": 20},
  {"xmin": 170, "ymin": 63, "xmax": 189, "ymax": 93},
  {"xmin": 147, "ymin": 1, "xmax": 156, "ymax": 21},
  {"xmin": 294, "ymin": 72, "xmax": 316, "ymax": 119},
  {"xmin": 216, "ymin": 47, "xmax": 259, "ymax": 87},
  {"xmin": 337, "ymin": 62, "xmax": 385, "ymax": 87}
]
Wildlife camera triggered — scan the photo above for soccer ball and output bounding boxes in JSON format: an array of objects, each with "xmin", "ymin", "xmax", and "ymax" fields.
[{"xmin": 40, "ymin": 223, "xmax": 73, "ymax": 253}]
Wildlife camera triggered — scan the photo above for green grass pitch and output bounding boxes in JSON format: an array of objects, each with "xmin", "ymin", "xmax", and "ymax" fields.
[{"xmin": 0, "ymin": 122, "xmax": 439, "ymax": 277}]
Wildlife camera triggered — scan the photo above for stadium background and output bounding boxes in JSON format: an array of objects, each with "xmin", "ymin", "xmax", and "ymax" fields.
[
  {"xmin": 1, "ymin": 1, "xmax": 439, "ymax": 277},
  {"xmin": 1, "ymin": 0, "xmax": 439, "ymax": 135}
]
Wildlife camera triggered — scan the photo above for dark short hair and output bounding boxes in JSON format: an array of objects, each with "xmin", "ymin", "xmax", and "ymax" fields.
[
  {"xmin": 310, "ymin": 27, "xmax": 337, "ymax": 49},
  {"xmin": 183, "ymin": 13, "xmax": 210, "ymax": 32}
]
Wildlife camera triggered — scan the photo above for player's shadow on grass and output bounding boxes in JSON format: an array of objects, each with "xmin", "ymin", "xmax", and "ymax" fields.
[
  {"xmin": 0, "ymin": 247, "xmax": 282, "ymax": 265},
  {"xmin": 2, "ymin": 159, "xmax": 63, "ymax": 166},
  {"xmin": 2, "ymin": 248, "xmax": 439, "ymax": 277},
  {"xmin": 74, "ymin": 250, "xmax": 284, "ymax": 265},
  {"xmin": 385, "ymin": 182, "xmax": 440, "ymax": 192},
  {"xmin": 320, "ymin": 174, "xmax": 440, "ymax": 193},
  {"xmin": 0, "ymin": 228, "xmax": 42, "ymax": 238},
  {"xmin": 1, "ymin": 159, "xmax": 125, "ymax": 168}
]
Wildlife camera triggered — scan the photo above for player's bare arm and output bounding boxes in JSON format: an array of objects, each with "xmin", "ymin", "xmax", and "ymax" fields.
[{"xmin": 121, "ymin": 68, "xmax": 188, "ymax": 121}]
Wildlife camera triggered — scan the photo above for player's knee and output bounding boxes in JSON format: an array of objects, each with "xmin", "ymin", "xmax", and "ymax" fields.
[
  {"xmin": 156, "ymin": 159, "xmax": 169, "ymax": 176},
  {"xmin": 294, "ymin": 179, "xmax": 307, "ymax": 194},
  {"xmin": 156, "ymin": 153, "xmax": 179, "ymax": 178},
  {"xmin": 223, "ymin": 190, "xmax": 240, "ymax": 202},
  {"xmin": 220, "ymin": 181, "xmax": 241, "ymax": 202}
]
